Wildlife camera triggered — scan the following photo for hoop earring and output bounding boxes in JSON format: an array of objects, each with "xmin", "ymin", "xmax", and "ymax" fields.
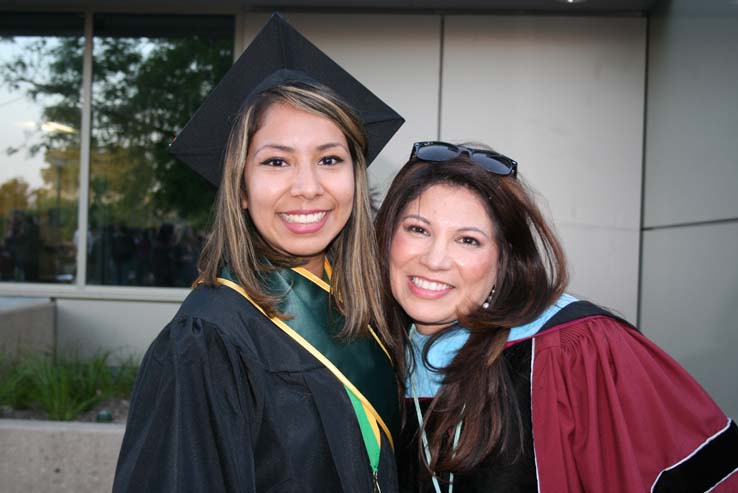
[{"xmin": 482, "ymin": 286, "xmax": 496, "ymax": 310}]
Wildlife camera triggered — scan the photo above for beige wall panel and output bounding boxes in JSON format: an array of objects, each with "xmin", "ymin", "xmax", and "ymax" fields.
[
  {"xmin": 241, "ymin": 13, "xmax": 441, "ymax": 195},
  {"xmin": 56, "ymin": 298, "xmax": 180, "ymax": 362},
  {"xmin": 640, "ymin": 223, "xmax": 738, "ymax": 417},
  {"xmin": 442, "ymin": 16, "xmax": 646, "ymax": 317},
  {"xmin": 556, "ymin": 223, "xmax": 640, "ymax": 322},
  {"xmin": 645, "ymin": 14, "xmax": 738, "ymax": 227}
]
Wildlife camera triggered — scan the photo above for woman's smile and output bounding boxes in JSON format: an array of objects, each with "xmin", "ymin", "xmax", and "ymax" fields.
[
  {"xmin": 389, "ymin": 184, "xmax": 499, "ymax": 334},
  {"xmin": 407, "ymin": 275, "xmax": 455, "ymax": 298},
  {"xmin": 279, "ymin": 209, "xmax": 330, "ymax": 233},
  {"xmin": 279, "ymin": 210, "xmax": 328, "ymax": 224}
]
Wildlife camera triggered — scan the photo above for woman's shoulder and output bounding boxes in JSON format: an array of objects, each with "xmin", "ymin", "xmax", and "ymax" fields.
[
  {"xmin": 506, "ymin": 295, "xmax": 634, "ymax": 350},
  {"xmin": 528, "ymin": 300, "xmax": 738, "ymax": 493},
  {"xmin": 176, "ymin": 282, "xmax": 261, "ymax": 326},
  {"xmin": 161, "ymin": 283, "xmax": 330, "ymax": 373},
  {"xmin": 529, "ymin": 298, "xmax": 638, "ymax": 354},
  {"xmin": 145, "ymin": 284, "xmax": 268, "ymax": 363},
  {"xmin": 528, "ymin": 299, "xmax": 722, "ymax": 415}
]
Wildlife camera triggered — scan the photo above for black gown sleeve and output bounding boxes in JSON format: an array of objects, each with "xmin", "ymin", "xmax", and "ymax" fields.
[{"xmin": 113, "ymin": 315, "xmax": 261, "ymax": 493}]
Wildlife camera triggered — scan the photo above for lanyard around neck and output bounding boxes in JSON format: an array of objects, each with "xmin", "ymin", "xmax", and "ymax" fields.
[{"xmin": 409, "ymin": 371, "xmax": 463, "ymax": 493}]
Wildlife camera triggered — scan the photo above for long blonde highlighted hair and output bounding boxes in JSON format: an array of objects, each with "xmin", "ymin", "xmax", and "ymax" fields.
[{"xmin": 198, "ymin": 81, "xmax": 391, "ymax": 346}]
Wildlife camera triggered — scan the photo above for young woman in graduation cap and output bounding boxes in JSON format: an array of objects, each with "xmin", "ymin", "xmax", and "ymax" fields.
[
  {"xmin": 375, "ymin": 142, "xmax": 738, "ymax": 492},
  {"xmin": 114, "ymin": 14, "xmax": 404, "ymax": 493}
]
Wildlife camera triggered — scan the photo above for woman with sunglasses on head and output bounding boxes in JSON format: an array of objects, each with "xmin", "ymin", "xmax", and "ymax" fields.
[
  {"xmin": 114, "ymin": 15, "xmax": 404, "ymax": 492},
  {"xmin": 376, "ymin": 141, "xmax": 738, "ymax": 493}
]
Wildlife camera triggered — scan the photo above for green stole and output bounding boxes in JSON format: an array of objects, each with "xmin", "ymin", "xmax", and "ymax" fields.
[{"xmin": 217, "ymin": 265, "xmax": 399, "ymax": 452}]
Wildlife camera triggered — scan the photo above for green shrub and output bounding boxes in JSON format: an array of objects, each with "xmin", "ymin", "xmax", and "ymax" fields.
[
  {"xmin": 110, "ymin": 356, "xmax": 139, "ymax": 397},
  {"xmin": 0, "ymin": 352, "xmax": 139, "ymax": 421},
  {"xmin": 0, "ymin": 353, "xmax": 29, "ymax": 407}
]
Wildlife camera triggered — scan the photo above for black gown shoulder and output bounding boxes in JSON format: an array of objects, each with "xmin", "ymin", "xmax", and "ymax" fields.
[{"xmin": 114, "ymin": 284, "xmax": 398, "ymax": 493}]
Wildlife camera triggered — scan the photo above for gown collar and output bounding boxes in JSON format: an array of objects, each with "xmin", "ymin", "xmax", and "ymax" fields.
[
  {"xmin": 218, "ymin": 262, "xmax": 400, "ymax": 445},
  {"xmin": 406, "ymin": 293, "xmax": 578, "ymax": 398}
]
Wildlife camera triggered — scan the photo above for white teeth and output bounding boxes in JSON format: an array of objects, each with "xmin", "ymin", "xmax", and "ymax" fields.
[
  {"xmin": 281, "ymin": 212, "xmax": 327, "ymax": 224},
  {"xmin": 411, "ymin": 277, "xmax": 452, "ymax": 291}
]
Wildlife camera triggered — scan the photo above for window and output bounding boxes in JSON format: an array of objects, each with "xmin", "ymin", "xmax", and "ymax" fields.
[
  {"xmin": 0, "ymin": 14, "xmax": 234, "ymax": 288},
  {"xmin": 87, "ymin": 15, "xmax": 233, "ymax": 287},
  {"xmin": 0, "ymin": 14, "xmax": 84, "ymax": 283}
]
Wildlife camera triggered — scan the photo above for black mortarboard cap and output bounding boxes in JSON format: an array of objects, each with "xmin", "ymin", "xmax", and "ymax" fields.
[{"xmin": 169, "ymin": 12, "xmax": 405, "ymax": 187}]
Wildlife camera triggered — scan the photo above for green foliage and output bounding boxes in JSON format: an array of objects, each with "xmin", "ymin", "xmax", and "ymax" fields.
[
  {"xmin": 85, "ymin": 35, "xmax": 227, "ymax": 230},
  {"xmin": 109, "ymin": 355, "xmax": 139, "ymax": 397},
  {"xmin": 0, "ymin": 353, "xmax": 30, "ymax": 407},
  {"xmin": 20, "ymin": 355, "xmax": 104, "ymax": 421},
  {"xmin": 1, "ymin": 33, "xmax": 230, "ymax": 232},
  {"xmin": 0, "ymin": 352, "xmax": 139, "ymax": 421}
]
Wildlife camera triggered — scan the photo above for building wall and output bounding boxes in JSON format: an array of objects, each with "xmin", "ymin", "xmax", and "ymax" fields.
[
  {"xmin": 244, "ymin": 13, "xmax": 646, "ymax": 322},
  {"xmin": 440, "ymin": 15, "xmax": 645, "ymax": 321},
  {"xmin": 7, "ymin": 11, "xmax": 648, "ymax": 359},
  {"xmin": 641, "ymin": 0, "xmax": 738, "ymax": 417}
]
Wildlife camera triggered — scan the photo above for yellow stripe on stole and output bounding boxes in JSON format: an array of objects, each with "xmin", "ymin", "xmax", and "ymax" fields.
[
  {"xmin": 216, "ymin": 277, "xmax": 393, "ymax": 450},
  {"xmin": 293, "ymin": 263, "xmax": 393, "ymax": 363}
]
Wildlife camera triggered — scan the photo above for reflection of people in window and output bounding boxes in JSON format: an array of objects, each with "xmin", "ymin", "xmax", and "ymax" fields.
[
  {"xmin": 112, "ymin": 223, "xmax": 135, "ymax": 285},
  {"xmin": 134, "ymin": 227, "xmax": 155, "ymax": 286},
  {"xmin": 153, "ymin": 222, "xmax": 175, "ymax": 286},
  {"xmin": 1, "ymin": 212, "xmax": 20, "ymax": 280},
  {"xmin": 12, "ymin": 213, "xmax": 40, "ymax": 282},
  {"xmin": 174, "ymin": 225, "xmax": 200, "ymax": 286}
]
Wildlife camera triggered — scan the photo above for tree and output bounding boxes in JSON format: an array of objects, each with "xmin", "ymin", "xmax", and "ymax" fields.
[
  {"xmin": 0, "ymin": 177, "xmax": 30, "ymax": 217},
  {"xmin": 1, "ymin": 32, "xmax": 232, "ymax": 232}
]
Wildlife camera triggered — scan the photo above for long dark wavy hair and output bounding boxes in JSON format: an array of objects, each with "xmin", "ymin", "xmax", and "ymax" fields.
[{"xmin": 375, "ymin": 154, "xmax": 568, "ymax": 474}]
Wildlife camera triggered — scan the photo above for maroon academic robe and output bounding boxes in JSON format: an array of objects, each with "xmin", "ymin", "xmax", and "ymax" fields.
[{"xmin": 398, "ymin": 301, "xmax": 738, "ymax": 492}]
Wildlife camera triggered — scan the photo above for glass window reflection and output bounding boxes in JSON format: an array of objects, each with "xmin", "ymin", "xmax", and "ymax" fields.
[
  {"xmin": 88, "ymin": 15, "xmax": 233, "ymax": 287},
  {"xmin": 0, "ymin": 16, "xmax": 84, "ymax": 283}
]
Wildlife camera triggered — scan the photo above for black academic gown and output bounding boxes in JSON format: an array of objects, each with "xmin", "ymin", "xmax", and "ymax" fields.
[{"xmin": 114, "ymin": 284, "xmax": 398, "ymax": 492}]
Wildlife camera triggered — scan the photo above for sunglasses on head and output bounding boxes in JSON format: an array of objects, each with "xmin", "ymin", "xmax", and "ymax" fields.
[{"xmin": 410, "ymin": 141, "xmax": 518, "ymax": 177}]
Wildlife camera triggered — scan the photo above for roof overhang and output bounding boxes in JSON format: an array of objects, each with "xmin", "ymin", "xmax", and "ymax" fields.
[{"xmin": 0, "ymin": 0, "xmax": 658, "ymax": 15}]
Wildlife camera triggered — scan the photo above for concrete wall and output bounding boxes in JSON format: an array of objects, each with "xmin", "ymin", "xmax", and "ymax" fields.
[
  {"xmin": 56, "ymin": 298, "xmax": 179, "ymax": 362},
  {"xmin": 641, "ymin": 0, "xmax": 738, "ymax": 417},
  {"xmin": 0, "ymin": 419, "xmax": 124, "ymax": 493},
  {"xmin": 0, "ymin": 298, "xmax": 55, "ymax": 358}
]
